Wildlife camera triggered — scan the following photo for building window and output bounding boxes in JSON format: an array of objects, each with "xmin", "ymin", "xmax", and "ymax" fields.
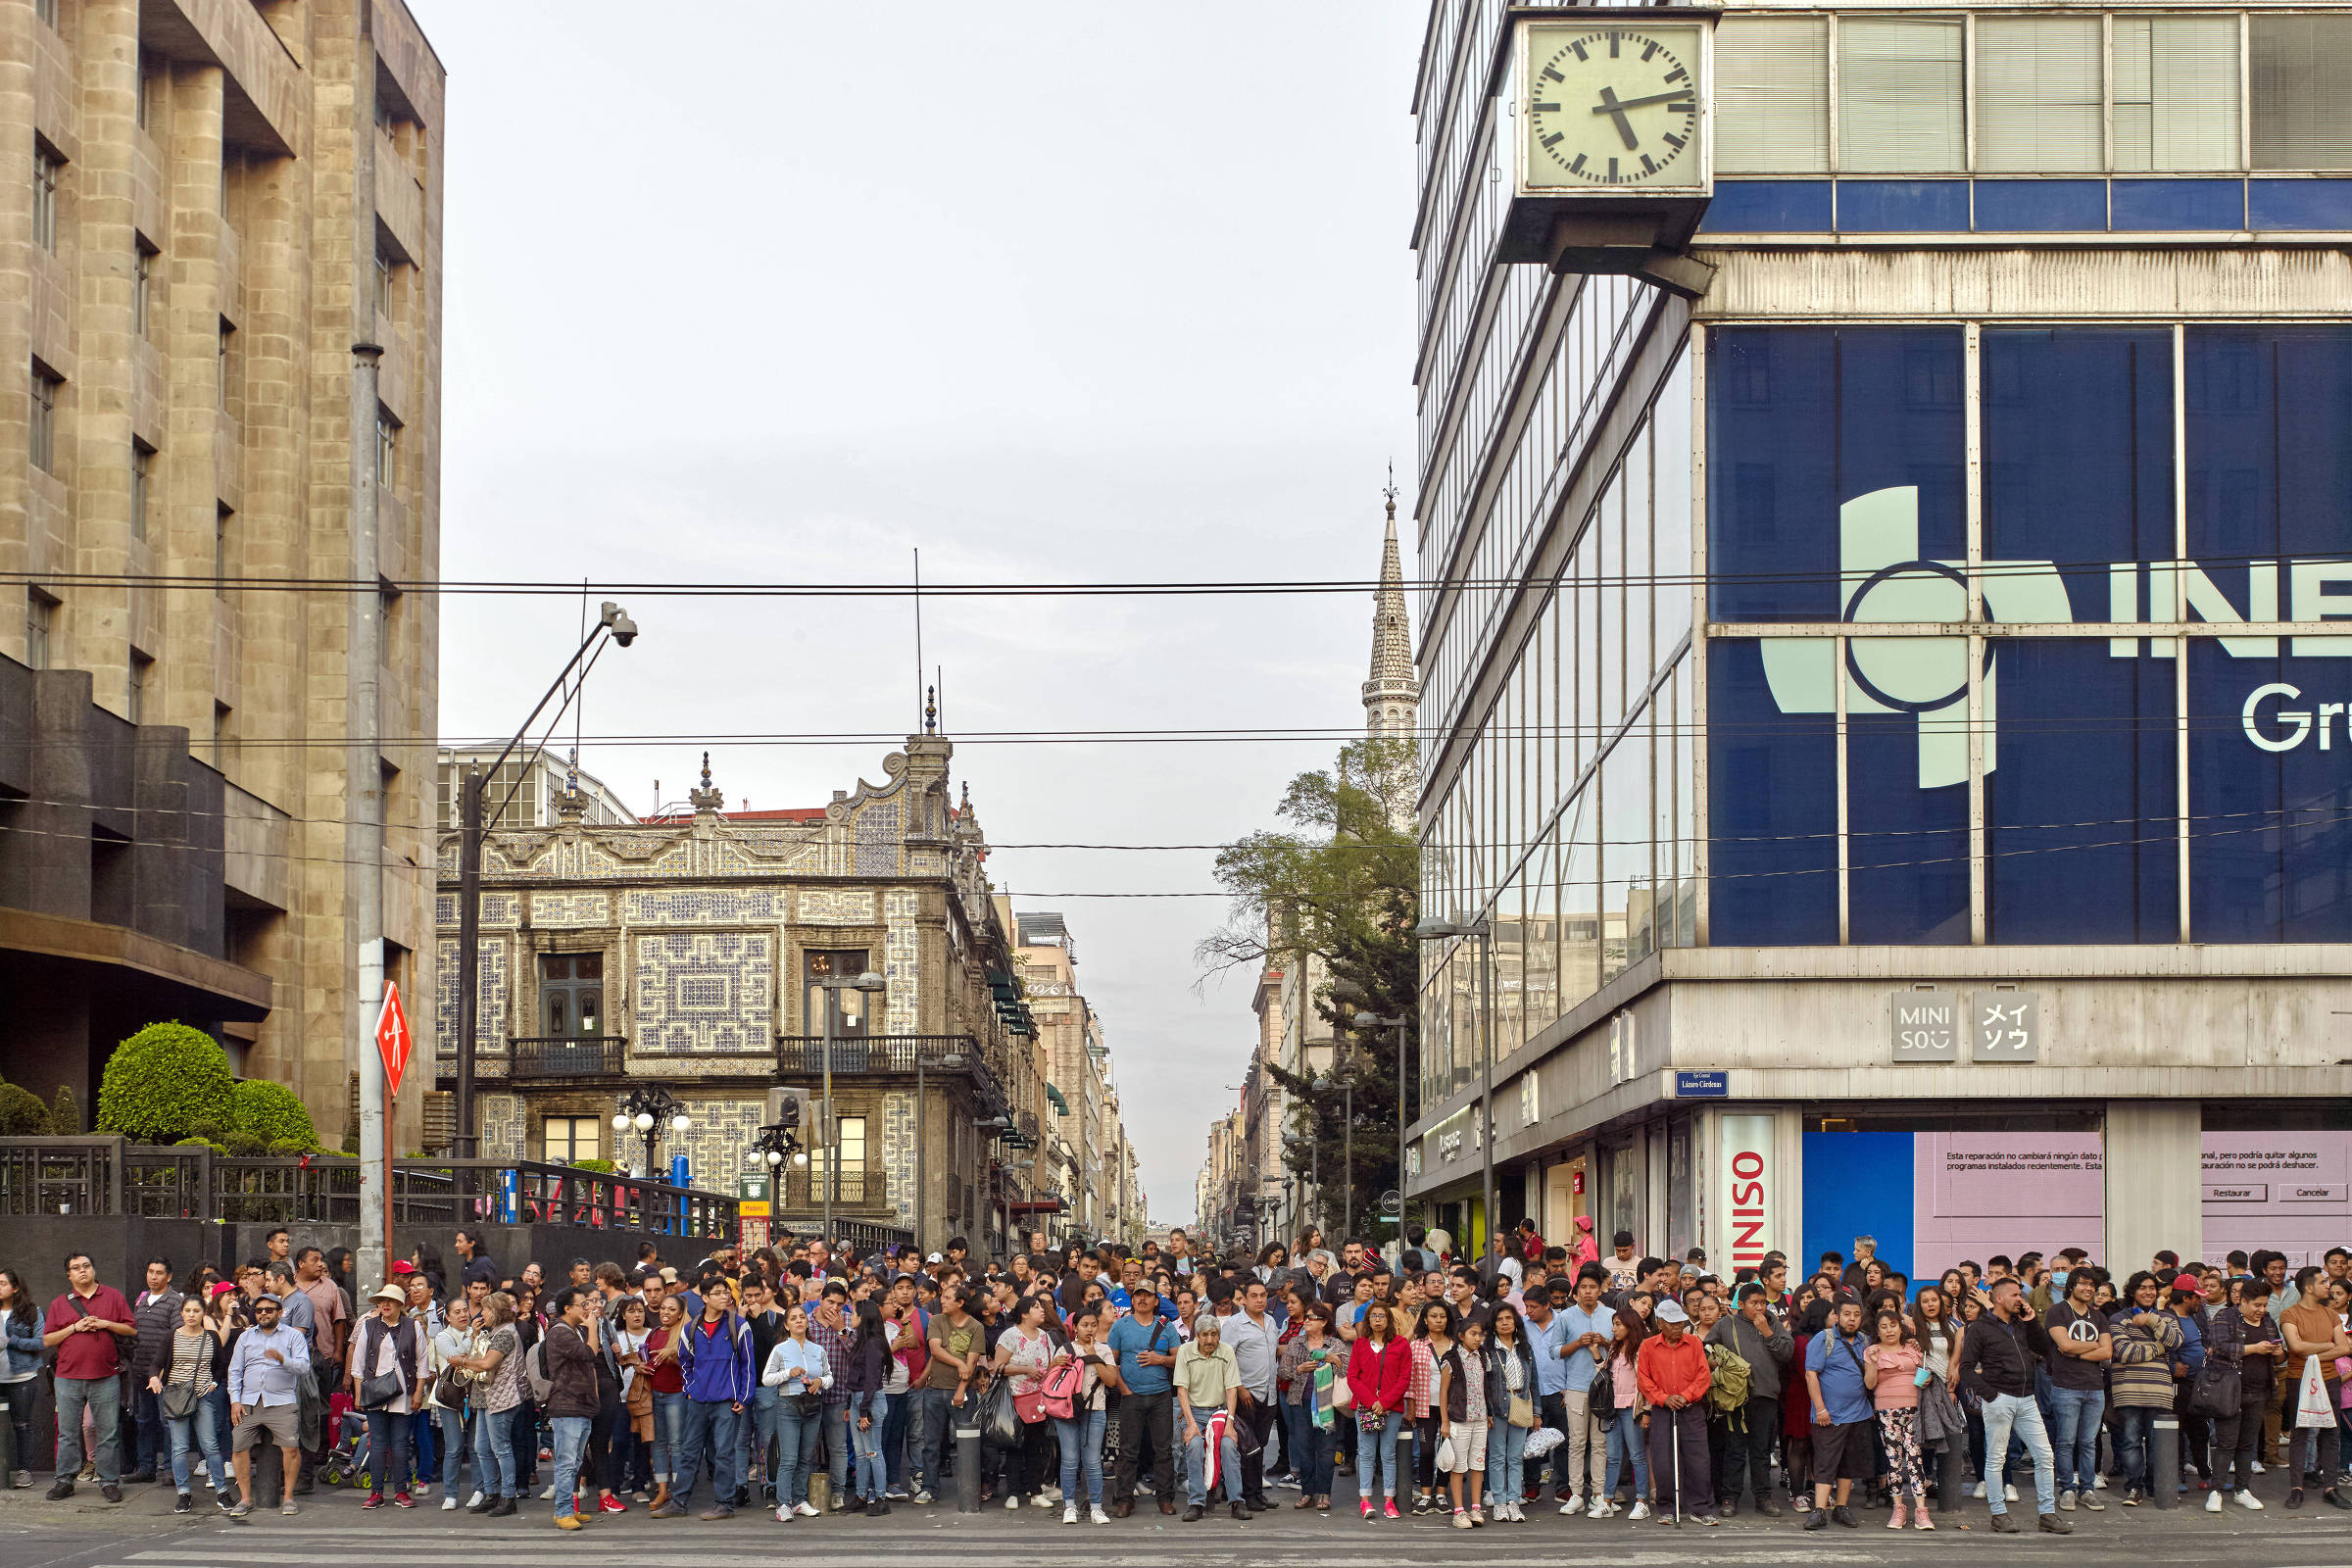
[
  {"xmin": 32, "ymin": 149, "xmax": 58, "ymax": 253},
  {"xmin": 126, "ymin": 650, "xmax": 150, "ymax": 724},
  {"xmin": 817, "ymin": 1114, "xmax": 866, "ymax": 1203},
  {"xmin": 34, "ymin": 0, "xmax": 57, "ymax": 28},
  {"xmin": 374, "ymin": 250, "xmax": 394, "ymax": 318},
  {"xmin": 214, "ymin": 504, "xmax": 230, "ymax": 595},
  {"xmin": 804, "ymin": 949, "xmax": 874, "ymax": 1037},
  {"xmin": 2252, "ymin": 15, "xmax": 2352, "ymax": 171},
  {"xmin": 130, "ymin": 442, "xmax": 152, "ymax": 542},
  {"xmin": 1975, "ymin": 16, "xmax": 2104, "ymax": 174},
  {"xmin": 542, "ymin": 1115, "xmax": 600, "ymax": 1165},
  {"xmin": 25, "ymin": 593, "xmax": 54, "ymax": 670},
  {"xmin": 1713, "ymin": 17, "xmax": 1828, "ymax": 173},
  {"xmin": 376, "ymin": 414, "xmax": 397, "ymax": 489},
  {"xmin": 133, "ymin": 244, "xmax": 154, "ymax": 334},
  {"xmin": 2113, "ymin": 16, "xmax": 2241, "ymax": 173},
  {"xmin": 1837, "ymin": 17, "xmax": 1964, "ymax": 173},
  {"xmin": 29, "ymin": 367, "xmax": 59, "ymax": 473},
  {"xmin": 135, "ymin": 49, "xmax": 149, "ymax": 130},
  {"xmin": 540, "ymin": 952, "xmax": 605, "ymax": 1037},
  {"xmin": 218, "ymin": 318, "xmax": 234, "ymax": 410}
]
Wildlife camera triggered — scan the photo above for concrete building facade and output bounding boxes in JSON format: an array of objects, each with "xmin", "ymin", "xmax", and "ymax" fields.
[
  {"xmin": 1406, "ymin": 1, "xmax": 2352, "ymax": 1279},
  {"xmin": 0, "ymin": 0, "xmax": 441, "ymax": 1142}
]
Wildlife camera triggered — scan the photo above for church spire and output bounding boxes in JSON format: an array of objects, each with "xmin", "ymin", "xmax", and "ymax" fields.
[{"xmin": 1362, "ymin": 465, "xmax": 1420, "ymax": 742}]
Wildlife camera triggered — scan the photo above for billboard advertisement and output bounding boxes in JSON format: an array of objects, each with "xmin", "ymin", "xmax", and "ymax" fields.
[
  {"xmin": 1803, "ymin": 1130, "xmax": 2105, "ymax": 1281},
  {"xmin": 2201, "ymin": 1133, "xmax": 2352, "ymax": 1268}
]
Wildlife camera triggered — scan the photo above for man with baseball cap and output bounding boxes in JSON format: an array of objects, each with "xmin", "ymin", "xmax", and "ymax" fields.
[{"xmin": 1637, "ymin": 1298, "xmax": 1718, "ymax": 1525}]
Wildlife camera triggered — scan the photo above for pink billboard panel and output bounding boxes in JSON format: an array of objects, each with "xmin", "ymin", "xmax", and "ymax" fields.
[
  {"xmin": 1910, "ymin": 1133, "xmax": 2104, "ymax": 1282},
  {"xmin": 2201, "ymin": 1133, "xmax": 2352, "ymax": 1269}
]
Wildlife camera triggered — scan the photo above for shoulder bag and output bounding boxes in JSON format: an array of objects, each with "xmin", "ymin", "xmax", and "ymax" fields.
[{"xmin": 159, "ymin": 1331, "xmax": 212, "ymax": 1420}]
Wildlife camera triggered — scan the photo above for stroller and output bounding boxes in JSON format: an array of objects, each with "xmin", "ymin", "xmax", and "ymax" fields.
[{"xmin": 318, "ymin": 1396, "xmax": 379, "ymax": 1491}]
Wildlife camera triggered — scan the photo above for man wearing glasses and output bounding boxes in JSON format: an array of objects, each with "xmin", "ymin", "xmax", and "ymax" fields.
[
  {"xmin": 226, "ymin": 1294, "xmax": 312, "ymax": 1519},
  {"xmin": 42, "ymin": 1253, "xmax": 136, "ymax": 1501}
]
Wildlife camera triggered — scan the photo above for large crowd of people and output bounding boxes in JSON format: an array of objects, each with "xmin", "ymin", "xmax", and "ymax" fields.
[{"xmin": 6, "ymin": 1218, "xmax": 2349, "ymax": 1531}]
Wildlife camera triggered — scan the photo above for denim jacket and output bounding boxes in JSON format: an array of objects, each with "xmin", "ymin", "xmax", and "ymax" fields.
[{"xmin": 3, "ymin": 1310, "xmax": 42, "ymax": 1379}]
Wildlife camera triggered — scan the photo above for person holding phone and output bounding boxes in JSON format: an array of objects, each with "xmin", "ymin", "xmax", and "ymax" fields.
[{"xmin": 2204, "ymin": 1276, "xmax": 2285, "ymax": 1512}]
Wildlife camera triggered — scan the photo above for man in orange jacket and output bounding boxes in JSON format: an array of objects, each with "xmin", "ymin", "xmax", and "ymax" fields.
[{"xmin": 1636, "ymin": 1299, "xmax": 1719, "ymax": 1525}]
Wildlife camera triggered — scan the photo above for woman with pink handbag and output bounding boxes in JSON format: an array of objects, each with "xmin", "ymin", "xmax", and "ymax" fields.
[
  {"xmin": 1050, "ymin": 1306, "xmax": 1125, "ymax": 1523},
  {"xmin": 989, "ymin": 1296, "xmax": 1064, "ymax": 1509}
]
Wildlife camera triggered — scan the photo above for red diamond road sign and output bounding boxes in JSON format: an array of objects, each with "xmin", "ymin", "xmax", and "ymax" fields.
[{"xmin": 376, "ymin": 981, "xmax": 413, "ymax": 1098}]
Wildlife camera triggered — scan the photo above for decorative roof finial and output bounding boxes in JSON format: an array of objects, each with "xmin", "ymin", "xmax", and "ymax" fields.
[
  {"xmin": 699, "ymin": 751, "xmax": 712, "ymax": 790},
  {"xmin": 1383, "ymin": 459, "xmax": 1397, "ymax": 521},
  {"xmin": 689, "ymin": 751, "xmax": 725, "ymax": 814},
  {"xmin": 924, "ymin": 684, "xmax": 938, "ymax": 736}
]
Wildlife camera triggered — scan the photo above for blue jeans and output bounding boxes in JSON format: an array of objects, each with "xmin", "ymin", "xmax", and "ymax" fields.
[
  {"xmin": 776, "ymin": 1399, "xmax": 822, "ymax": 1506},
  {"xmin": 473, "ymin": 1405, "xmax": 518, "ymax": 1498},
  {"xmin": 1285, "ymin": 1396, "xmax": 1333, "ymax": 1497},
  {"xmin": 435, "ymin": 1406, "xmax": 466, "ymax": 1491},
  {"xmin": 2044, "ymin": 1386, "xmax": 2103, "ymax": 1495},
  {"xmin": 825, "ymin": 1404, "xmax": 851, "ymax": 1494},
  {"xmin": 1353, "ymin": 1410, "xmax": 1404, "ymax": 1499},
  {"xmin": 1054, "ymin": 1407, "xmax": 1106, "ymax": 1508},
  {"xmin": 411, "ymin": 1405, "xmax": 436, "ymax": 1485},
  {"xmin": 1487, "ymin": 1414, "xmax": 1529, "ymax": 1502},
  {"xmin": 548, "ymin": 1414, "xmax": 591, "ymax": 1519},
  {"xmin": 1981, "ymin": 1393, "xmax": 2056, "ymax": 1516},
  {"xmin": 910, "ymin": 1387, "xmax": 958, "ymax": 1497},
  {"xmin": 363, "ymin": 1410, "xmax": 414, "ymax": 1496},
  {"xmin": 851, "ymin": 1396, "xmax": 889, "ymax": 1501},
  {"xmin": 167, "ymin": 1407, "xmax": 228, "ymax": 1492},
  {"xmin": 135, "ymin": 1388, "xmax": 165, "ymax": 1477},
  {"xmin": 53, "ymin": 1375, "xmax": 122, "ymax": 1484},
  {"xmin": 2112, "ymin": 1405, "xmax": 2155, "ymax": 1494},
  {"xmin": 1604, "ymin": 1409, "xmax": 1650, "ymax": 1498},
  {"xmin": 881, "ymin": 1384, "xmax": 914, "ymax": 1490},
  {"xmin": 676, "ymin": 1398, "xmax": 738, "ymax": 1506},
  {"xmin": 1184, "ymin": 1405, "xmax": 1242, "ymax": 1505},
  {"xmin": 750, "ymin": 1385, "xmax": 779, "ymax": 1494}
]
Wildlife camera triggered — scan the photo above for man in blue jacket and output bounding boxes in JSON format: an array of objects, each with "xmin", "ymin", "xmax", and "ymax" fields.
[{"xmin": 654, "ymin": 1277, "xmax": 754, "ymax": 1520}]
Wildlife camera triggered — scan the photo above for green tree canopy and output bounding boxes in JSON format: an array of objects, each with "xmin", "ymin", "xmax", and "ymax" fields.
[{"xmin": 1200, "ymin": 738, "xmax": 1419, "ymax": 1238}]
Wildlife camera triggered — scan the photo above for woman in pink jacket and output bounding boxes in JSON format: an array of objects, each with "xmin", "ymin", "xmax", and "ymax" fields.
[{"xmin": 1346, "ymin": 1303, "xmax": 1412, "ymax": 1520}]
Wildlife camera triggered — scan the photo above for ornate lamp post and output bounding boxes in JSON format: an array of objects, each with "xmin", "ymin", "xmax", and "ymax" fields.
[{"xmin": 612, "ymin": 1084, "xmax": 690, "ymax": 1179}]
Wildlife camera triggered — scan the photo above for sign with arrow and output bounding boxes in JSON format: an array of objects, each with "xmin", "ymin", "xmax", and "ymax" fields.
[{"xmin": 376, "ymin": 981, "xmax": 413, "ymax": 1098}]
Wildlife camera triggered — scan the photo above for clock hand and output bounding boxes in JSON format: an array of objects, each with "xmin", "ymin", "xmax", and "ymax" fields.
[
  {"xmin": 1592, "ymin": 89, "xmax": 1694, "ymax": 115},
  {"xmin": 1592, "ymin": 85, "xmax": 1639, "ymax": 150}
]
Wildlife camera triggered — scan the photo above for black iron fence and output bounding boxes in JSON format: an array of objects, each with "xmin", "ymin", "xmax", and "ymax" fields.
[
  {"xmin": 510, "ymin": 1036, "xmax": 629, "ymax": 1078},
  {"xmin": 0, "ymin": 1139, "xmax": 735, "ymax": 1241},
  {"xmin": 773, "ymin": 1214, "xmax": 912, "ymax": 1256},
  {"xmin": 771, "ymin": 1033, "xmax": 1007, "ymax": 1119}
]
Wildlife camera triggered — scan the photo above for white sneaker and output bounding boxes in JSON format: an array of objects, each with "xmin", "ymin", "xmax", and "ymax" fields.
[
  {"xmin": 414, "ymin": 1484, "xmax": 431, "ymax": 1498},
  {"xmin": 1560, "ymin": 1493, "xmax": 1584, "ymax": 1516},
  {"xmin": 538, "ymin": 1485, "xmax": 556, "ymax": 1500},
  {"xmin": 1968, "ymin": 1481, "xmax": 1985, "ymax": 1498},
  {"xmin": 1590, "ymin": 1497, "xmax": 1617, "ymax": 1518},
  {"xmin": 913, "ymin": 1490, "xmax": 933, "ymax": 1504},
  {"xmin": 2092, "ymin": 1473, "xmax": 2109, "ymax": 1490},
  {"xmin": 466, "ymin": 1490, "xmax": 484, "ymax": 1509},
  {"xmin": 1090, "ymin": 1505, "xmax": 1110, "ymax": 1524},
  {"xmin": 1031, "ymin": 1493, "xmax": 1055, "ymax": 1508},
  {"xmin": 795, "ymin": 1500, "xmax": 818, "ymax": 1517},
  {"xmin": 1509, "ymin": 1500, "xmax": 1527, "ymax": 1521},
  {"xmin": 440, "ymin": 1494, "xmax": 458, "ymax": 1511},
  {"xmin": 2251, "ymin": 1459, "xmax": 2266, "ymax": 1475},
  {"xmin": 1062, "ymin": 1503, "xmax": 1078, "ymax": 1524},
  {"xmin": 776, "ymin": 1504, "xmax": 793, "ymax": 1522},
  {"xmin": 2003, "ymin": 1484, "xmax": 2019, "ymax": 1501},
  {"xmin": 2235, "ymin": 1490, "xmax": 2264, "ymax": 1510},
  {"xmin": 1006, "ymin": 1495, "xmax": 1022, "ymax": 1510},
  {"xmin": 1628, "ymin": 1499, "xmax": 1651, "ymax": 1520},
  {"xmin": 2205, "ymin": 1490, "xmax": 2225, "ymax": 1513}
]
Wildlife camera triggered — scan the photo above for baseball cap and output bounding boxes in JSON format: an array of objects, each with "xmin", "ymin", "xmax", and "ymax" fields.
[
  {"xmin": 1655, "ymin": 1299, "xmax": 1690, "ymax": 1324},
  {"xmin": 2172, "ymin": 1273, "xmax": 2202, "ymax": 1294},
  {"xmin": 388, "ymin": 1260, "xmax": 416, "ymax": 1276}
]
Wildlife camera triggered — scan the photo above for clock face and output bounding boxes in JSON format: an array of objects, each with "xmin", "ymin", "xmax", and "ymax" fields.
[{"xmin": 1525, "ymin": 26, "xmax": 1702, "ymax": 190}]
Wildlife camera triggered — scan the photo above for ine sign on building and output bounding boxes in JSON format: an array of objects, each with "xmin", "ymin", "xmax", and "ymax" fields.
[{"xmin": 1405, "ymin": 2, "xmax": 2352, "ymax": 1275}]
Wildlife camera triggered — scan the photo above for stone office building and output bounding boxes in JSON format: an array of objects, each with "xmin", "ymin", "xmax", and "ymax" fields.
[
  {"xmin": 434, "ymin": 737, "xmax": 1037, "ymax": 1250},
  {"xmin": 0, "ymin": 0, "xmax": 443, "ymax": 1141}
]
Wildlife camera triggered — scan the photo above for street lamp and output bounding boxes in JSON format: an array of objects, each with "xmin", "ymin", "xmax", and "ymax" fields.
[
  {"xmin": 809, "ymin": 966, "xmax": 888, "ymax": 1245},
  {"xmin": 453, "ymin": 601, "xmax": 641, "ymax": 1159},
  {"xmin": 916, "ymin": 1045, "xmax": 964, "ymax": 1259},
  {"xmin": 612, "ymin": 1084, "xmax": 689, "ymax": 1179},
  {"xmin": 1413, "ymin": 915, "xmax": 1494, "ymax": 1264}
]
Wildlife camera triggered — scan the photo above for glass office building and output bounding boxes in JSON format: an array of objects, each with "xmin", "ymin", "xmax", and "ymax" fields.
[{"xmin": 1406, "ymin": 3, "xmax": 2352, "ymax": 1277}]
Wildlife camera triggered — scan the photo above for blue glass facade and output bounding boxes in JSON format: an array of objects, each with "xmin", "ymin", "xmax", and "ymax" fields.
[{"xmin": 1707, "ymin": 323, "xmax": 2352, "ymax": 946}]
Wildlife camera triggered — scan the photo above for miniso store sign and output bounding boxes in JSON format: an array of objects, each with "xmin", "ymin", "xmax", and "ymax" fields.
[{"xmin": 1759, "ymin": 486, "xmax": 2352, "ymax": 783}]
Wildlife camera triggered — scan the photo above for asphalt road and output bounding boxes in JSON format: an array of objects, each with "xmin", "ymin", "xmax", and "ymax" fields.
[{"xmin": 1, "ymin": 1471, "xmax": 2346, "ymax": 1568}]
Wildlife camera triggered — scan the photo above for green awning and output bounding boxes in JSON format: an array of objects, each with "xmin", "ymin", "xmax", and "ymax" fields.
[{"xmin": 1046, "ymin": 1083, "xmax": 1071, "ymax": 1115}]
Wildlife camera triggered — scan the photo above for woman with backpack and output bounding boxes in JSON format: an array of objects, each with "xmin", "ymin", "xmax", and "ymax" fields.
[
  {"xmin": 349, "ymin": 1285, "xmax": 423, "ymax": 1510},
  {"xmin": 1054, "ymin": 1303, "xmax": 1123, "ymax": 1523}
]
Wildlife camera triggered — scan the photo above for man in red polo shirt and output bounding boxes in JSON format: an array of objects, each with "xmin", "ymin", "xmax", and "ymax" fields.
[{"xmin": 43, "ymin": 1252, "xmax": 137, "ymax": 1501}]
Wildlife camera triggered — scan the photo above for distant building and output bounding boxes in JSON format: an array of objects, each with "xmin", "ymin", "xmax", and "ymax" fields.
[{"xmin": 437, "ymin": 748, "xmax": 637, "ymax": 830}]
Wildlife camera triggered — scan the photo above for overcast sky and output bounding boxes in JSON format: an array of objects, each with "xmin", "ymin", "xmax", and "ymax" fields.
[{"xmin": 413, "ymin": 2, "xmax": 1424, "ymax": 1224}]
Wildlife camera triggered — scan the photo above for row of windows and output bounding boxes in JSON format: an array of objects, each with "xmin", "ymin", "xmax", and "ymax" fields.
[
  {"xmin": 1420, "ymin": 274, "xmax": 1660, "ymax": 740},
  {"xmin": 1716, "ymin": 13, "xmax": 2352, "ymax": 176}
]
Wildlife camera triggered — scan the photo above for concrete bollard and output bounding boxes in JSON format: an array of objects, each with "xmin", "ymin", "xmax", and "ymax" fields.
[
  {"xmin": 956, "ymin": 1411, "xmax": 982, "ymax": 1514},
  {"xmin": 2150, "ymin": 1417, "xmax": 2178, "ymax": 1510}
]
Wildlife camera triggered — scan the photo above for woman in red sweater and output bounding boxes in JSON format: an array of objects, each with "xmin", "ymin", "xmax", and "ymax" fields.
[{"xmin": 1346, "ymin": 1303, "xmax": 1412, "ymax": 1520}]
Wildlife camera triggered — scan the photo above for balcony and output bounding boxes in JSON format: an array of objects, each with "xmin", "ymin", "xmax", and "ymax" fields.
[
  {"xmin": 773, "ymin": 1033, "xmax": 1005, "ymax": 1115},
  {"xmin": 509, "ymin": 1036, "xmax": 628, "ymax": 1078}
]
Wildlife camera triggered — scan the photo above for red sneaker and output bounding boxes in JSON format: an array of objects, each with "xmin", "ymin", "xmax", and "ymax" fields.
[
  {"xmin": 600, "ymin": 1494, "xmax": 628, "ymax": 1514},
  {"xmin": 392, "ymin": 1492, "xmax": 415, "ymax": 1508},
  {"xmin": 360, "ymin": 1493, "xmax": 384, "ymax": 1509}
]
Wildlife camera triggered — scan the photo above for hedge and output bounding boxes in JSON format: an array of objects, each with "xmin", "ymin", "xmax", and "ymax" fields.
[
  {"xmin": 231, "ymin": 1079, "xmax": 319, "ymax": 1153},
  {"xmin": 0, "ymin": 1082, "xmax": 51, "ymax": 1135},
  {"xmin": 96, "ymin": 1022, "xmax": 235, "ymax": 1145}
]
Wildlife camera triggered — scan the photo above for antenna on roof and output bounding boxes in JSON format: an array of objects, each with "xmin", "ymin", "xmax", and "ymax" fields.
[{"xmin": 913, "ymin": 546, "xmax": 925, "ymax": 735}]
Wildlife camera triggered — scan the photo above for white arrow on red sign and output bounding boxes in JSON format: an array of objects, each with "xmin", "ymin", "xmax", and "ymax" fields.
[{"xmin": 376, "ymin": 980, "xmax": 413, "ymax": 1098}]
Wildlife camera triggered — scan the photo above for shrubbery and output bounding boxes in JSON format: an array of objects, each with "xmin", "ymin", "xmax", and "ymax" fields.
[
  {"xmin": 0, "ymin": 1081, "xmax": 51, "ymax": 1135},
  {"xmin": 231, "ymin": 1079, "xmax": 319, "ymax": 1153},
  {"xmin": 97, "ymin": 1023, "xmax": 235, "ymax": 1144}
]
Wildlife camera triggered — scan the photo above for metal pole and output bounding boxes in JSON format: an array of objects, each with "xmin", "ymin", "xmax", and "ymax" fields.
[
  {"xmin": 1343, "ymin": 1078, "xmax": 1353, "ymax": 1240},
  {"xmin": 2149, "ymin": 1416, "xmax": 2179, "ymax": 1510},
  {"xmin": 453, "ymin": 765, "xmax": 482, "ymax": 1160},
  {"xmin": 821, "ymin": 983, "xmax": 835, "ymax": 1246},
  {"xmin": 352, "ymin": 332, "xmax": 387, "ymax": 1294},
  {"xmin": 916, "ymin": 1052, "xmax": 927, "ymax": 1259},
  {"xmin": 1396, "ymin": 1020, "xmax": 1408, "ymax": 1241},
  {"xmin": 1479, "ymin": 930, "xmax": 1495, "ymax": 1260}
]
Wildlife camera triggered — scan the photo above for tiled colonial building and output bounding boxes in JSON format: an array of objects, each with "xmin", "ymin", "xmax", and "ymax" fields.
[{"xmin": 434, "ymin": 733, "xmax": 1047, "ymax": 1251}]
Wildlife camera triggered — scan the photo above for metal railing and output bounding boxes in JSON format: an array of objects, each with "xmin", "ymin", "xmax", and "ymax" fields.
[
  {"xmin": 772, "ymin": 1032, "xmax": 1007, "ymax": 1118},
  {"xmin": 509, "ymin": 1036, "xmax": 628, "ymax": 1077},
  {"xmin": 770, "ymin": 1215, "xmax": 912, "ymax": 1255},
  {"xmin": 0, "ymin": 1139, "xmax": 735, "ymax": 1241}
]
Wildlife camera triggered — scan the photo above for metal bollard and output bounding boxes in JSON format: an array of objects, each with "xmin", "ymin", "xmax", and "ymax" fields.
[
  {"xmin": 1936, "ymin": 1439, "xmax": 1960, "ymax": 1511},
  {"xmin": 956, "ymin": 1411, "xmax": 982, "ymax": 1514},
  {"xmin": 2150, "ymin": 1417, "xmax": 2178, "ymax": 1510}
]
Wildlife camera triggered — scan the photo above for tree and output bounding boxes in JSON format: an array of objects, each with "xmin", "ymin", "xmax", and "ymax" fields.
[
  {"xmin": 95, "ymin": 1022, "xmax": 236, "ymax": 1145},
  {"xmin": 50, "ymin": 1082, "xmax": 82, "ymax": 1135},
  {"xmin": 1199, "ymin": 738, "xmax": 1419, "ymax": 1240}
]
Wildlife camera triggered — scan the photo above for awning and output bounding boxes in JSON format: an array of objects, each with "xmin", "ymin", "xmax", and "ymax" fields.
[
  {"xmin": 1008, "ymin": 1197, "xmax": 1064, "ymax": 1214},
  {"xmin": 1045, "ymin": 1083, "xmax": 1071, "ymax": 1115}
]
